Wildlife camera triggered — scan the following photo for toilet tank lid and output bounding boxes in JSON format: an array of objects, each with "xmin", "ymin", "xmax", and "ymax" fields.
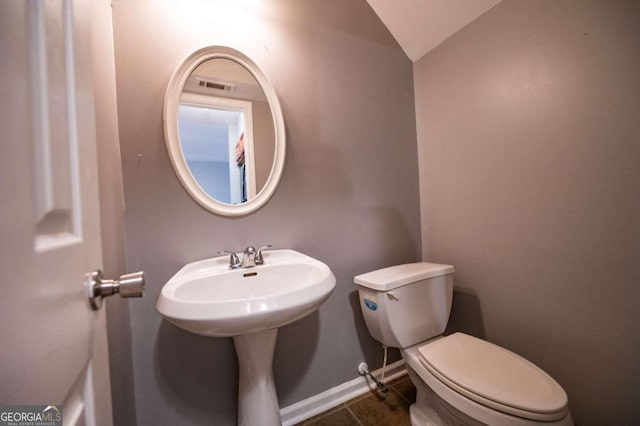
[{"xmin": 354, "ymin": 262, "xmax": 454, "ymax": 291}]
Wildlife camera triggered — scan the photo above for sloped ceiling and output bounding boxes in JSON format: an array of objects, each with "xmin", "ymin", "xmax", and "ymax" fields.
[{"xmin": 366, "ymin": 0, "xmax": 502, "ymax": 61}]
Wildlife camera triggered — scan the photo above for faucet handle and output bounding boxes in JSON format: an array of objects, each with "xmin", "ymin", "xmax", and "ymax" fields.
[
  {"xmin": 218, "ymin": 251, "xmax": 240, "ymax": 269},
  {"xmin": 255, "ymin": 245, "xmax": 273, "ymax": 265}
]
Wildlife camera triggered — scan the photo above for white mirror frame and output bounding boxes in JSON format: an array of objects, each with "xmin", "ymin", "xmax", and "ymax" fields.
[{"xmin": 163, "ymin": 46, "xmax": 286, "ymax": 217}]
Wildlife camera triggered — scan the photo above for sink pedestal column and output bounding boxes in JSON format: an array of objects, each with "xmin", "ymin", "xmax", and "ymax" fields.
[{"xmin": 233, "ymin": 328, "xmax": 280, "ymax": 426}]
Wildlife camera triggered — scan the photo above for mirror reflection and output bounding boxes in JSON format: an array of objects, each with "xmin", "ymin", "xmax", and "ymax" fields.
[{"xmin": 178, "ymin": 58, "xmax": 275, "ymax": 204}]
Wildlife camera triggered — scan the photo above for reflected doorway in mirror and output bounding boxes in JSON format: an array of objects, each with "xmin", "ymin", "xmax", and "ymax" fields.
[{"xmin": 178, "ymin": 93, "xmax": 257, "ymax": 204}]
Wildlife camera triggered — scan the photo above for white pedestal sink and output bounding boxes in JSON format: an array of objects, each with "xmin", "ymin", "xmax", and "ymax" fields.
[{"xmin": 157, "ymin": 249, "xmax": 336, "ymax": 425}]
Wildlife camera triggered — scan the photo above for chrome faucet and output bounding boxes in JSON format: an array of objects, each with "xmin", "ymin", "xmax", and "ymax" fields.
[
  {"xmin": 240, "ymin": 246, "xmax": 257, "ymax": 268},
  {"xmin": 219, "ymin": 245, "xmax": 272, "ymax": 269},
  {"xmin": 241, "ymin": 245, "xmax": 273, "ymax": 267},
  {"xmin": 255, "ymin": 245, "xmax": 272, "ymax": 265},
  {"xmin": 218, "ymin": 251, "xmax": 241, "ymax": 269}
]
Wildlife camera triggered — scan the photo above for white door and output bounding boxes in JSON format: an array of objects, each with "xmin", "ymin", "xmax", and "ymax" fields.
[{"xmin": 1, "ymin": 0, "xmax": 113, "ymax": 424}]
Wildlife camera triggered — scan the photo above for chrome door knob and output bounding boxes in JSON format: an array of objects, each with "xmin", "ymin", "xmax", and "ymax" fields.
[{"xmin": 87, "ymin": 270, "xmax": 145, "ymax": 310}]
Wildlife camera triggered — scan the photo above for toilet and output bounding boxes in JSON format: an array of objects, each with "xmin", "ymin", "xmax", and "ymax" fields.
[{"xmin": 355, "ymin": 263, "xmax": 573, "ymax": 426}]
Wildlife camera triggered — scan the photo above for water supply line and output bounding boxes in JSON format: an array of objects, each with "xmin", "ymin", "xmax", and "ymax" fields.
[
  {"xmin": 358, "ymin": 345, "xmax": 390, "ymax": 393},
  {"xmin": 381, "ymin": 344, "xmax": 388, "ymax": 382}
]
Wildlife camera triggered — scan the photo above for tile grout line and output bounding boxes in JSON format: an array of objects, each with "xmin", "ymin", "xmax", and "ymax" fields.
[
  {"xmin": 282, "ymin": 360, "xmax": 407, "ymax": 425},
  {"xmin": 389, "ymin": 378, "xmax": 414, "ymax": 405},
  {"xmin": 345, "ymin": 404, "xmax": 363, "ymax": 426},
  {"xmin": 300, "ymin": 404, "xmax": 347, "ymax": 425},
  {"xmin": 296, "ymin": 376, "xmax": 416, "ymax": 425}
]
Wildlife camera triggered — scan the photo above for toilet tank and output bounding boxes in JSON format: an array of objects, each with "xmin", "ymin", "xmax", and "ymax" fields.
[{"xmin": 354, "ymin": 262, "xmax": 454, "ymax": 349}]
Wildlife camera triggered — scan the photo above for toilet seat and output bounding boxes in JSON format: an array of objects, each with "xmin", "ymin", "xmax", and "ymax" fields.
[{"xmin": 418, "ymin": 333, "xmax": 569, "ymax": 422}]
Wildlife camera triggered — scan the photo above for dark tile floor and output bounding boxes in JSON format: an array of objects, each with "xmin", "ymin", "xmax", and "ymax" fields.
[{"xmin": 294, "ymin": 376, "xmax": 417, "ymax": 426}]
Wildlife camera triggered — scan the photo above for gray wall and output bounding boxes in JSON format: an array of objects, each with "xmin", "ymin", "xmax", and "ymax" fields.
[
  {"xmin": 112, "ymin": 0, "xmax": 419, "ymax": 424},
  {"xmin": 414, "ymin": 1, "xmax": 640, "ymax": 424}
]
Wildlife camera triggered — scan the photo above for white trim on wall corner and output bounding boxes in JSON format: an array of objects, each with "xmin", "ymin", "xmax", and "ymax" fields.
[{"xmin": 280, "ymin": 360, "xmax": 407, "ymax": 426}]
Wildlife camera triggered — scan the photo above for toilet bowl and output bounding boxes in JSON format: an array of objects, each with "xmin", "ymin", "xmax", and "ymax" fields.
[{"xmin": 354, "ymin": 263, "xmax": 573, "ymax": 426}]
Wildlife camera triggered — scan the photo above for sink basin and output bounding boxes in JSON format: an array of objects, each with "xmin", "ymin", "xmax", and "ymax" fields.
[
  {"xmin": 157, "ymin": 250, "xmax": 336, "ymax": 426},
  {"xmin": 157, "ymin": 249, "xmax": 336, "ymax": 425},
  {"xmin": 157, "ymin": 249, "xmax": 336, "ymax": 336}
]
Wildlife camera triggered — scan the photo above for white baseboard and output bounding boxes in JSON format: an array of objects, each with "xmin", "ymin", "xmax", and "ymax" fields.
[{"xmin": 280, "ymin": 360, "xmax": 407, "ymax": 426}]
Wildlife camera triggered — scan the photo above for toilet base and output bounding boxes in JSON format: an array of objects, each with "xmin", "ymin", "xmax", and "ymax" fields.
[
  {"xmin": 407, "ymin": 364, "xmax": 483, "ymax": 426},
  {"xmin": 410, "ymin": 404, "xmax": 440, "ymax": 426},
  {"xmin": 406, "ymin": 365, "xmax": 442, "ymax": 425}
]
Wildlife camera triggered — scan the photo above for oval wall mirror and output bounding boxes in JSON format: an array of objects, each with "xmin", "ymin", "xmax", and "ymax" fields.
[{"xmin": 163, "ymin": 46, "xmax": 285, "ymax": 216}]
